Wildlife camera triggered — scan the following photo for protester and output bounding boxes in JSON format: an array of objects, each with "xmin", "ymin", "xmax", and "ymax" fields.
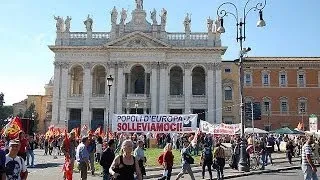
[
  {"xmin": 95, "ymin": 136, "xmax": 103, "ymax": 162},
  {"xmin": 286, "ymin": 140, "xmax": 294, "ymax": 164},
  {"xmin": 109, "ymin": 139, "xmax": 142, "ymax": 180},
  {"xmin": 158, "ymin": 143, "xmax": 174, "ymax": 180},
  {"xmin": 259, "ymin": 138, "xmax": 267, "ymax": 170},
  {"xmin": 266, "ymin": 135, "xmax": 274, "ymax": 165},
  {"xmin": 214, "ymin": 142, "xmax": 225, "ymax": 180},
  {"xmin": 201, "ymin": 143, "xmax": 213, "ymax": 180},
  {"xmin": 61, "ymin": 131, "xmax": 77, "ymax": 179},
  {"xmin": 87, "ymin": 133, "xmax": 96, "ymax": 175},
  {"xmin": 26, "ymin": 136, "xmax": 37, "ymax": 167},
  {"xmin": 134, "ymin": 140, "xmax": 146, "ymax": 178},
  {"xmin": 5, "ymin": 139, "xmax": 28, "ymax": 180},
  {"xmin": 44, "ymin": 138, "xmax": 49, "ymax": 155},
  {"xmin": 76, "ymin": 136, "xmax": 90, "ymax": 180},
  {"xmin": 100, "ymin": 139, "xmax": 116, "ymax": 180},
  {"xmin": 176, "ymin": 141, "xmax": 195, "ymax": 180},
  {"xmin": 17, "ymin": 131, "xmax": 28, "ymax": 161},
  {"xmin": 301, "ymin": 135, "xmax": 318, "ymax": 180},
  {"xmin": 0, "ymin": 146, "xmax": 6, "ymax": 180}
]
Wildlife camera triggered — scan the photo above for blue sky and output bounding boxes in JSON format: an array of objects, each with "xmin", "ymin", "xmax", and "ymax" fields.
[{"xmin": 0, "ymin": 0, "xmax": 319, "ymax": 105}]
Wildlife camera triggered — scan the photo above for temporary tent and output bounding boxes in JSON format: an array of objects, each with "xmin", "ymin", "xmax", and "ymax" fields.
[{"xmin": 271, "ymin": 127, "xmax": 304, "ymax": 135}]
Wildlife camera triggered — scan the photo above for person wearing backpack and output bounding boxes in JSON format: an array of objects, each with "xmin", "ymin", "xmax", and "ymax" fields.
[
  {"xmin": 176, "ymin": 141, "xmax": 195, "ymax": 180},
  {"xmin": 214, "ymin": 142, "xmax": 225, "ymax": 180},
  {"xmin": 200, "ymin": 143, "xmax": 213, "ymax": 180},
  {"xmin": 5, "ymin": 139, "xmax": 28, "ymax": 180},
  {"xmin": 158, "ymin": 143, "xmax": 174, "ymax": 180}
]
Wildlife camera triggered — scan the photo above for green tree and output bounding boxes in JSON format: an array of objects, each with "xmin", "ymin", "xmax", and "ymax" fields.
[
  {"xmin": 24, "ymin": 103, "xmax": 39, "ymax": 133},
  {"xmin": 0, "ymin": 105, "xmax": 13, "ymax": 128}
]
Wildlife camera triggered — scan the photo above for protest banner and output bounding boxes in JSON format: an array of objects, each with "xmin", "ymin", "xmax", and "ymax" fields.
[
  {"xmin": 200, "ymin": 120, "xmax": 240, "ymax": 135},
  {"xmin": 112, "ymin": 114, "xmax": 198, "ymax": 133}
]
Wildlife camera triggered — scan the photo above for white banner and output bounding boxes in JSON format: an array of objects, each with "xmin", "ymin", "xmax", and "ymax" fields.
[
  {"xmin": 112, "ymin": 114, "xmax": 198, "ymax": 133},
  {"xmin": 200, "ymin": 121, "xmax": 240, "ymax": 135},
  {"xmin": 309, "ymin": 115, "xmax": 318, "ymax": 132}
]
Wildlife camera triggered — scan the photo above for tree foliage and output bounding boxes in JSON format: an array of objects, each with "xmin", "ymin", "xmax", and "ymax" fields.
[{"xmin": 0, "ymin": 106, "xmax": 13, "ymax": 128}]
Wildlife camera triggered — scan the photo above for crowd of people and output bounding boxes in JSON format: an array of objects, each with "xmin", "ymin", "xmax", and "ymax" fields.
[{"xmin": 0, "ymin": 130, "xmax": 319, "ymax": 180}]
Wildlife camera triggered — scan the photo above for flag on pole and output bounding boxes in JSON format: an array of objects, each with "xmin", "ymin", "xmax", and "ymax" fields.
[{"xmin": 2, "ymin": 116, "xmax": 23, "ymax": 139}]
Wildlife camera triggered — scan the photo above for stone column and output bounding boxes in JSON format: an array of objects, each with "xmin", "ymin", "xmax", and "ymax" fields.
[
  {"xmin": 52, "ymin": 62, "xmax": 61, "ymax": 125},
  {"xmin": 150, "ymin": 63, "xmax": 158, "ymax": 114},
  {"xmin": 82, "ymin": 62, "xmax": 92, "ymax": 127},
  {"xmin": 159, "ymin": 63, "xmax": 168, "ymax": 113},
  {"xmin": 215, "ymin": 63, "xmax": 222, "ymax": 123},
  {"xmin": 116, "ymin": 62, "xmax": 124, "ymax": 113},
  {"xmin": 59, "ymin": 62, "xmax": 69, "ymax": 126},
  {"xmin": 184, "ymin": 63, "xmax": 192, "ymax": 114},
  {"xmin": 207, "ymin": 63, "xmax": 215, "ymax": 124},
  {"xmin": 128, "ymin": 74, "xmax": 132, "ymax": 94}
]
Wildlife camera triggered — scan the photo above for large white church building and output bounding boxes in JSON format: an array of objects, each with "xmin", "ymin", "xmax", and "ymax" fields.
[{"xmin": 49, "ymin": 1, "xmax": 226, "ymax": 131}]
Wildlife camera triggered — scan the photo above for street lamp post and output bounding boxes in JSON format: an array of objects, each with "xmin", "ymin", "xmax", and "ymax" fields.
[
  {"xmin": 217, "ymin": 0, "xmax": 266, "ymax": 172},
  {"xmin": 106, "ymin": 75, "xmax": 114, "ymax": 140},
  {"xmin": 135, "ymin": 101, "xmax": 139, "ymax": 114}
]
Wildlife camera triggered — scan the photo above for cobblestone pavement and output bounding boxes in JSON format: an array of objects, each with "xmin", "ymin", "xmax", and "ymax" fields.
[{"xmin": 28, "ymin": 149, "xmax": 296, "ymax": 180}]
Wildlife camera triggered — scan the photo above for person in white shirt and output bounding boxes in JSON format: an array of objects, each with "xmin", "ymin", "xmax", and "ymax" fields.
[
  {"xmin": 134, "ymin": 140, "xmax": 146, "ymax": 177},
  {"xmin": 5, "ymin": 139, "xmax": 28, "ymax": 180},
  {"xmin": 95, "ymin": 137, "xmax": 103, "ymax": 162}
]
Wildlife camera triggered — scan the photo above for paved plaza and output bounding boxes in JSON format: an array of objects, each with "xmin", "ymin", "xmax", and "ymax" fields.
[{"xmin": 27, "ymin": 149, "xmax": 308, "ymax": 180}]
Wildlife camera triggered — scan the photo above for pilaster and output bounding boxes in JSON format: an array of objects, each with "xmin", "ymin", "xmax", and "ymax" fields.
[
  {"xmin": 159, "ymin": 62, "xmax": 168, "ymax": 113},
  {"xmin": 52, "ymin": 62, "xmax": 61, "ymax": 125},
  {"xmin": 150, "ymin": 62, "xmax": 158, "ymax": 114},
  {"xmin": 215, "ymin": 63, "xmax": 222, "ymax": 123},
  {"xmin": 59, "ymin": 62, "xmax": 69, "ymax": 125},
  {"xmin": 82, "ymin": 62, "xmax": 92, "ymax": 127},
  {"xmin": 184, "ymin": 63, "xmax": 192, "ymax": 114},
  {"xmin": 116, "ymin": 62, "xmax": 124, "ymax": 113},
  {"xmin": 207, "ymin": 63, "xmax": 215, "ymax": 124}
]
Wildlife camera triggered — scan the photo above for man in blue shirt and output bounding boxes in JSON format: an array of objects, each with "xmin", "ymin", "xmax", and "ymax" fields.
[
  {"xmin": 87, "ymin": 133, "xmax": 96, "ymax": 175},
  {"xmin": 76, "ymin": 136, "xmax": 90, "ymax": 180}
]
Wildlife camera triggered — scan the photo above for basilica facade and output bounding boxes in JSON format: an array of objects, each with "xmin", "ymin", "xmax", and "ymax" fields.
[{"xmin": 49, "ymin": 1, "xmax": 226, "ymax": 130}]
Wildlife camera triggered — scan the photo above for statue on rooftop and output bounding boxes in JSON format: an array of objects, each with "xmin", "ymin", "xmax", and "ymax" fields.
[
  {"xmin": 65, "ymin": 16, "xmax": 72, "ymax": 32},
  {"xmin": 184, "ymin": 13, "xmax": 191, "ymax": 33},
  {"xmin": 150, "ymin": 9, "xmax": 157, "ymax": 25},
  {"xmin": 214, "ymin": 16, "xmax": 221, "ymax": 33},
  {"xmin": 207, "ymin": 17, "xmax": 213, "ymax": 33},
  {"xmin": 160, "ymin": 8, "xmax": 167, "ymax": 28},
  {"xmin": 120, "ymin": 8, "xmax": 127, "ymax": 24},
  {"xmin": 84, "ymin": 14, "xmax": 93, "ymax": 32},
  {"xmin": 135, "ymin": 0, "xmax": 143, "ymax": 10},
  {"xmin": 111, "ymin": 6, "xmax": 118, "ymax": 25},
  {"xmin": 54, "ymin": 16, "xmax": 64, "ymax": 32}
]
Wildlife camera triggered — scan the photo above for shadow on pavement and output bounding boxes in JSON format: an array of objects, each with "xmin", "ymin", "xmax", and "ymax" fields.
[{"xmin": 32, "ymin": 163, "xmax": 62, "ymax": 169}]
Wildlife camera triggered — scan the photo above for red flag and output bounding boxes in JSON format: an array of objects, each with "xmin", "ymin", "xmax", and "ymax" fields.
[
  {"xmin": 2, "ymin": 117, "xmax": 23, "ymax": 139},
  {"xmin": 62, "ymin": 156, "xmax": 73, "ymax": 180},
  {"xmin": 95, "ymin": 127, "xmax": 102, "ymax": 136}
]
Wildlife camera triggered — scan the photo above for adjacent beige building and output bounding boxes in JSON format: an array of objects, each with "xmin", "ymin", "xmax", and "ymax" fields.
[{"xmin": 221, "ymin": 61, "xmax": 240, "ymax": 124}]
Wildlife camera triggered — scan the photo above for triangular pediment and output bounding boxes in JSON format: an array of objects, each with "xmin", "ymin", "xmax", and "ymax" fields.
[{"xmin": 104, "ymin": 31, "xmax": 170, "ymax": 48}]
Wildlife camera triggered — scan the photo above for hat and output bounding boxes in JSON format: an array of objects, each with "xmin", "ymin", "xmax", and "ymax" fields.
[{"xmin": 9, "ymin": 139, "xmax": 20, "ymax": 146}]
